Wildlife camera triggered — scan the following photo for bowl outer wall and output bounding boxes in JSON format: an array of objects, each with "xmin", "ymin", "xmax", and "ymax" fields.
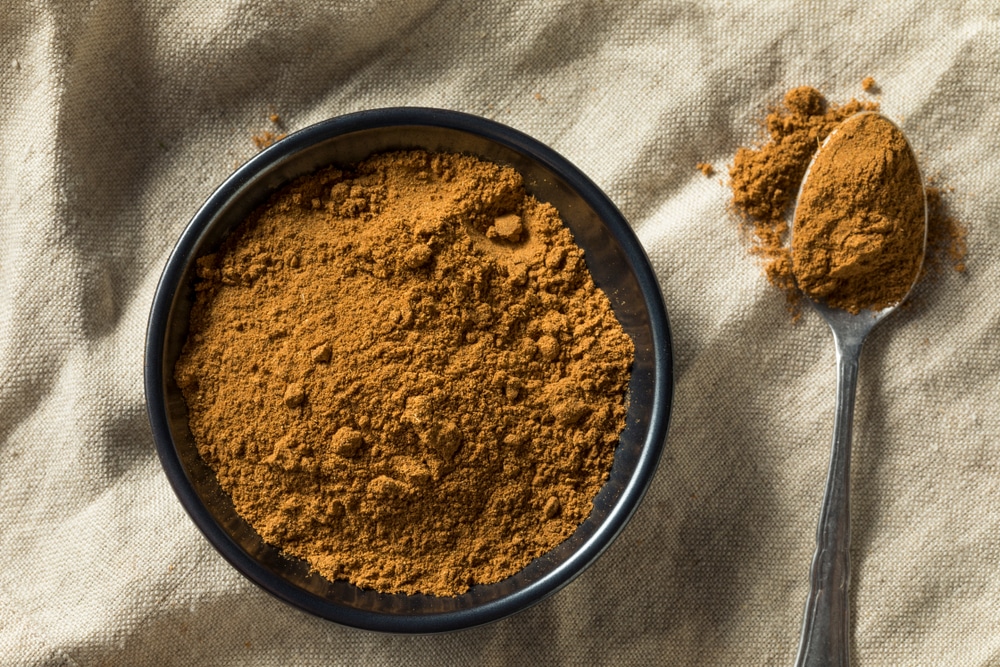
[{"xmin": 144, "ymin": 107, "xmax": 673, "ymax": 633}]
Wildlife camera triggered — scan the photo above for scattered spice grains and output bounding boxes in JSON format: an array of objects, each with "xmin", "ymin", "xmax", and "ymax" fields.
[
  {"xmin": 696, "ymin": 162, "xmax": 715, "ymax": 177},
  {"xmin": 251, "ymin": 130, "xmax": 285, "ymax": 150},
  {"xmin": 924, "ymin": 183, "xmax": 968, "ymax": 275},
  {"xmin": 251, "ymin": 111, "xmax": 287, "ymax": 150},
  {"xmin": 175, "ymin": 150, "xmax": 634, "ymax": 596},
  {"xmin": 727, "ymin": 85, "xmax": 967, "ymax": 316},
  {"xmin": 862, "ymin": 76, "xmax": 877, "ymax": 93}
]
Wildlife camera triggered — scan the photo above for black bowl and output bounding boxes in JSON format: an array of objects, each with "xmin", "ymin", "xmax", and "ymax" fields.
[{"xmin": 145, "ymin": 108, "xmax": 673, "ymax": 633}]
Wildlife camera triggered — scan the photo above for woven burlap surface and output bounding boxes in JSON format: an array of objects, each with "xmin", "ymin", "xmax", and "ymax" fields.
[{"xmin": 2, "ymin": 1, "xmax": 999, "ymax": 665}]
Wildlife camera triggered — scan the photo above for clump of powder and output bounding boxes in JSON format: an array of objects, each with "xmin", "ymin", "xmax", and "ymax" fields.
[
  {"xmin": 251, "ymin": 130, "xmax": 285, "ymax": 150},
  {"xmin": 175, "ymin": 150, "xmax": 634, "ymax": 596}
]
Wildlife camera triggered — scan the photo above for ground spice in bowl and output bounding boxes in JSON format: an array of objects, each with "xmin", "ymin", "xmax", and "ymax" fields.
[
  {"xmin": 728, "ymin": 85, "xmax": 967, "ymax": 315},
  {"xmin": 174, "ymin": 150, "xmax": 634, "ymax": 597}
]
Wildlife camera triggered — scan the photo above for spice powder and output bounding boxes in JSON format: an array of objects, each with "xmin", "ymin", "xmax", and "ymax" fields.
[
  {"xmin": 793, "ymin": 112, "xmax": 925, "ymax": 313},
  {"xmin": 175, "ymin": 150, "xmax": 634, "ymax": 596},
  {"xmin": 728, "ymin": 86, "xmax": 878, "ymax": 311},
  {"xmin": 728, "ymin": 85, "xmax": 967, "ymax": 316}
]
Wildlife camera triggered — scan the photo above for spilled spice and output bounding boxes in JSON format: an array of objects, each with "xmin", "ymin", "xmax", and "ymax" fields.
[
  {"xmin": 251, "ymin": 130, "xmax": 285, "ymax": 150},
  {"xmin": 862, "ymin": 76, "xmax": 877, "ymax": 93},
  {"xmin": 728, "ymin": 85, "xmax": 967, "ymax": 316},
  {"xmin": 923, "ymin": 184, "xmax": 968, "ymax": 275},
  {"xmin": 251, "ymin": 111, "xmax": 287, "ymax": 150},
  {"xmin": 175, "ymin": 150, "xmax": 634, "ymax": 596},
  {"xmin": 696, "ymin": 162, "xmax": 715, "ymax": 177}
]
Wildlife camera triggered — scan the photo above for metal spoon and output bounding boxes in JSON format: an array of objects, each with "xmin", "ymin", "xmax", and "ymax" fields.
[{"xmin": 791, "ymin": 112, "xmax": 927, "ymax": 667}]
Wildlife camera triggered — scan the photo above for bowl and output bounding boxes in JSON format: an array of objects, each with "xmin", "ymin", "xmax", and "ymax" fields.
[{"xmin": 145, "ymin": 108, "xmax": 673, "ymax": 632}]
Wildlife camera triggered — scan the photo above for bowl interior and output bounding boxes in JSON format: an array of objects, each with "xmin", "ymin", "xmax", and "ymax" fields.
[{"xmin": 147, "ymin": 109, "xmax": 672, "ymax": 632}]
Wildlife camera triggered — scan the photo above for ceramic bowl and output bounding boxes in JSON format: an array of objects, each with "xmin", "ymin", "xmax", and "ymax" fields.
[{"xmin": 145, "ymin": 108, "xmax": 673, "ymax": 632}]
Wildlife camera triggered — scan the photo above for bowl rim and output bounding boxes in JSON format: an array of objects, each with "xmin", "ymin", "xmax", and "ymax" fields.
[{"xmin": 144, "ymin": 107, "xmax": 673, "ymax": 633}]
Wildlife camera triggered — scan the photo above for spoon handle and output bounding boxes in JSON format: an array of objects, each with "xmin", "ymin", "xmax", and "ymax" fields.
[{"xmin": 794, "ymin": 335, "xmax": 864, "ymax": 667}]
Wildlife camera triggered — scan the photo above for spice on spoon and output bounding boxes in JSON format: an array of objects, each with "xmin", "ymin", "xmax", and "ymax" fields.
[{"xmin": 792, "ymin": 113, "xmax": 924, "ymax": 313}]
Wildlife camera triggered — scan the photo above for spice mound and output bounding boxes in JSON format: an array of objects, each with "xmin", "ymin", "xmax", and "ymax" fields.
[
  {"xmin": 728, "ymin": 87, "xmax": 879, "ymax": 304},
  {"xmin": 728, "ymin": 85, "xmax": 967, "ymax": 317},
  {"xmin": 793, "ymin": 113, "xmax": 924, "ymax": 313},
  {"xmin": 174, "ymin": 150, "xmax": 634, "ymax": 596}
]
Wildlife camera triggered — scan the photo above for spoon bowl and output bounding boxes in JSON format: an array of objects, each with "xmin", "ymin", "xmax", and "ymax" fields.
[{"xmin": 791, "ymin": 111, "xmax": 927, "ymax": 667}]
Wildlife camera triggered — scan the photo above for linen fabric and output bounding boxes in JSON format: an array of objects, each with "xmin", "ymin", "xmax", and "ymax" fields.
[{"xmin": 2, "ymin": 1, "xmax": 999, "ymax": 664}]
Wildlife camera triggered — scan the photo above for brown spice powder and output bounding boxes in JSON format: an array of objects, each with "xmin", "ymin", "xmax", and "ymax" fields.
[
  {"xmin": 923, "ymin": 184, "xmax": 968, "ymax": 276},
  {"xmin": 792, "ymin": 113, "xmax": 924, "ymax": 313},
  {"xmin": 175, "ymin": 150, "xmax": 634, "ymax": 596},
  {"xmin": 728, "ymin": 86, "xmax": 967, "ymax": 316},
  {"xmin": 728, "ymin": 87, "xmax": 878, "ymax": 311},
  {"xmin": 251, "ymin": 130, "xmax": 286, "ymax": 150}
]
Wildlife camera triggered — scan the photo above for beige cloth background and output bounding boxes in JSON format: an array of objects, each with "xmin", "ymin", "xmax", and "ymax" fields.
[{"xmin": 2, "ymin": 1, "xmax": 999, "ymax": 665}]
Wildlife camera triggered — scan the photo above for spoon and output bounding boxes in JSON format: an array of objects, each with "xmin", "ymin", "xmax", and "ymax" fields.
[{"xmin": 791, "ymin": 112, "xmax": 928, "ymax": 667}]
